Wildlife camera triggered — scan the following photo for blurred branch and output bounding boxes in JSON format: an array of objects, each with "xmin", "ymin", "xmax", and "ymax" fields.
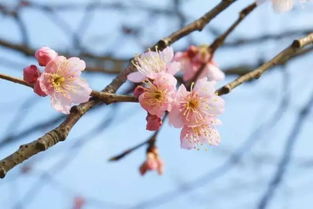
[
  {"xmin": 257, "ymin": 92, "xmax": 313, "ymax": 209},
  {"xmin": 210, "ymin": 2, "xmax": 257, "ymax": 54},
  {"xmin": 224, "ymin": 28, "xmax": 313, "ymax": 48},
  {"xmin": 151, "ymin": 0, "xmax": 237, "ymax": 50},
  {"xmin": 223, "ymin": 45, "xmax": 313, "ymax": 76},
  {"xmin": 109, "ymin": 131, "xmax": 159, "ymax": 162},
  {"xmin": 189, "ymin": 2, "xmax": 257, "ymax": 84}
]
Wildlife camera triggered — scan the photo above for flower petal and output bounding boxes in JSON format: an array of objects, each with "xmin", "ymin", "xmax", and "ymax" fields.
[{"xmin": 127, "ymin": 72, "xmax": 146, "ymax": 82}]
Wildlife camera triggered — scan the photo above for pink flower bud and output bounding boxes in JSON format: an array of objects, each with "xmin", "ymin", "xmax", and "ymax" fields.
[
  {"xmin": 34, "ymin": 81, "xmax": 47, "ymax": 97},
  {"xmin": 23, "ymin": 65, "xmax": 41, "ymax": 84},
  {"xmin": 146, "ymin": 113, "xmax": 162, "ymax": 131},
  {"xmin": 35, "ymin": 47, "xmax": 58, "ymax": 66},
  {"xmin": 139, "ymin": 148, "xmax": 164, "ymax": 176},
  {"xmin": 72, "ymin": 196, "xmax": 85, "ymax": 209},
  {"xmin": 134, "ymin": 85, "xmax": 145, "ymax": 98}
]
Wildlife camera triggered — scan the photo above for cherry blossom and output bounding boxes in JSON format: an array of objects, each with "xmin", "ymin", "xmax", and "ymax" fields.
[
  {"xmin": 138, "ymin": 72, "xmax": 177, "ymax": 117},
  {"xmin": 180, "ymin": 122, "xmax": 221, "ymax": 149},
  {"xmin": 37, "ymin": 56, "xmax": 92, "ymax": 114},
  {"xmin": 169, "ymin": 78, "xmax": 224, "ymax": 128},
  {"xmin": 174, "ymin": 45, "xmax": 224, "ymax": 82},
  {"xmin": 127, "ymin": 47, "xmax": 180, "ymax": 82}
]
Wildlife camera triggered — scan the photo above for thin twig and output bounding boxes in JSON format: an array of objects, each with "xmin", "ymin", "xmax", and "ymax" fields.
[
  {"xmin": 0, "ymin": 73, "xmax": 32, "ymax": 87},
  {"xmin": 0, "ymin": 73, "xmax": 137, "ymax": 104},
  {"xmin": 109, "ymin": 131, "xmax": 159, "ymax": 162},
  {"xmin": 216, "ymin": 33, "xmax": 313, "ymax": 96}
]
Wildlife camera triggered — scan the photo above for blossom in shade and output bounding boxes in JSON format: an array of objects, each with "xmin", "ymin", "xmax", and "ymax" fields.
[
  {"xmin": 169, "ymin": 78, "xmax": 224, "ymax": 128},
  {"xmin": 34, "ymin": 81, "xmax": 47, "ymax": 96},
  {"xmin": 23, "ymin": 65, "xmax": 41, "ymax": 84},
  {"xmin": 139, "ymin": 148, "xmax": 164, "ymax": 175},
  {"xmin": 146, "ymin": 113, "xmax": 162, "ymax": 131},
  {"xmin": 37, "ymin": 56, "xmax": 92, "ymax": 114},
  {"xmin": 256, "ymin": 0, "xmax": 310, "ymax": 12},
  {"xmin": 133, "ymin": 85, "xmax": 145, "ymax": 98},
  {"xmin": 127, "ymin": 47, "xmax": 180, "ymax": 82},
  {"xmin": 138, "ymin": 73, "xmax": 177, "ymax": 117},
  {"xmin": 35, "ymin": 47, "xmax": 58, "ymax": 66},
  {"xmin": 174, "ymin": 45, "xmax": 224, "ymax": 82},
  {"xmin": 180, "ymin": 122, "xmax": 221, "ymax": 149}
]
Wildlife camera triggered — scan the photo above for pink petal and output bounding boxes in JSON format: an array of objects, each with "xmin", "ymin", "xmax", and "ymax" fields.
[
  {"xmin": 50, "ymin": 92, "xmax": 73, "ymax": 114},
  {"xmin": 67, "ymin": 57, "xmax": 86, "ymax": 75},
  {"xmin": 127, "ymin": 72, "xmax": 146, "ymax": 83},
  {"xmin": 180, "ymin": 128, "xmax": 194, "ymax": 149},
  {"xmin": 194, "ymin": 78, "xmax": 216, "ymax": 97},
  {"xmin": 160, "ymin": 46, "xmax": 174, "ymax": 63},
  {"xmin": 207, "ymin": 95, "xmax": 225, "ymax": 115},
  {"xmin": 166, "ymin": 61, "xmax": 180, "ymax": 75},
  {"xmin": 168, "ymin": 106, "xmax": 184, "ymax": 128},
  {"xmin": 44, "ymin": 56, "xmax": 66, "ymax": 73},
  {"xmin": 205, "ymin": 63, "xmax": 225, "ymax": 81},
  {"xmin": 205, "ymin": 128, "xmax": 221, "ymax": 146},
  {"xmin": 67, "ymin": 79, "xmax": 92, "ymax": 104}
]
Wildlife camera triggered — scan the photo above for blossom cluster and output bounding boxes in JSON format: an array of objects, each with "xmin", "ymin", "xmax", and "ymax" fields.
[
  {"xmin": 23, "ymin": 47, "xmax": 92, "ymax": 114},
  {"xmin": 257, "ymin": 0, "xmax": 310, "ymax": 12},
  {"xmin": 128, "ymin": 46, "xmax": 225, "ymax": 150}
]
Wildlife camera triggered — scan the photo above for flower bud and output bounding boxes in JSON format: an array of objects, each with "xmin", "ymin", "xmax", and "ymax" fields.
[
  {"xmin": 134, "ymin": 85, "xmax": 145, "ymax": 98},
  {"xmin": 34, "ymin": 81, "xmax": 47, "ymax": 97},
  {"xmin": 139, "ymin": 150, "xmax": 164, "ymax": 176},
  {"xmin": 23, "ymin": 65, "xmax": 41, "ymax": 84},
  {"xmin": 35, "ymin": 47, "xmax": 58, "ymax": 66},
  {"xmin": 146, "ymin": 113, "xmax": 162, "ymax": 131}
]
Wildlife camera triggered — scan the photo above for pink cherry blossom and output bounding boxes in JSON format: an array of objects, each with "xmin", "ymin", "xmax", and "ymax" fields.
[
  {"xmin": 23, "ymin": 65, "xmax": 41, "ymax": 84},
  {"xmin": 139, "ymin": 149, "xmax": 164, "ymax": 176},
  {"xmin": 180, "ymin": 123, "xmax": 221, "ymax": 149},
  {"xmin": 37, "ymin": 56, "xmax": 92, "ymax": 114},
  {"xmin": 35, "ymin": 47, "xmax": 58, "ymax": 66},
  {"xmin": 138, "ymin": 73, "xmax": 177, "ymax": 117},
  {"xmin": 146, "ymin": 113, "xmax": 162, "ymax": 131},
  {"xmin": 174, "ymin": 45, "xmax": 224, "ymax": 82},
  {"xmin": 127, "ymin": 47, "xmax": 180, "ymax": 82},
  {"xmin": 169, "ymin": 78, "xmax": 224, "ymax": 128}
]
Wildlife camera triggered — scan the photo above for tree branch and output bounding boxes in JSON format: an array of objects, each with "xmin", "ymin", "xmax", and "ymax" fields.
[
  {"xmin": 0, "ymin": 0, "xmax": 236, "ymax": 178},
  {"xmin": 216, "ymin": 33, "xmax": 313, "ymax": 96}
]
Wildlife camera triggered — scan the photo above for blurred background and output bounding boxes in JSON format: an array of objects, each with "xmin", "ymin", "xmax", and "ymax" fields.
[{"xmin": 0, "ymin": 0, "xmax": 313, "ymax": 209}]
